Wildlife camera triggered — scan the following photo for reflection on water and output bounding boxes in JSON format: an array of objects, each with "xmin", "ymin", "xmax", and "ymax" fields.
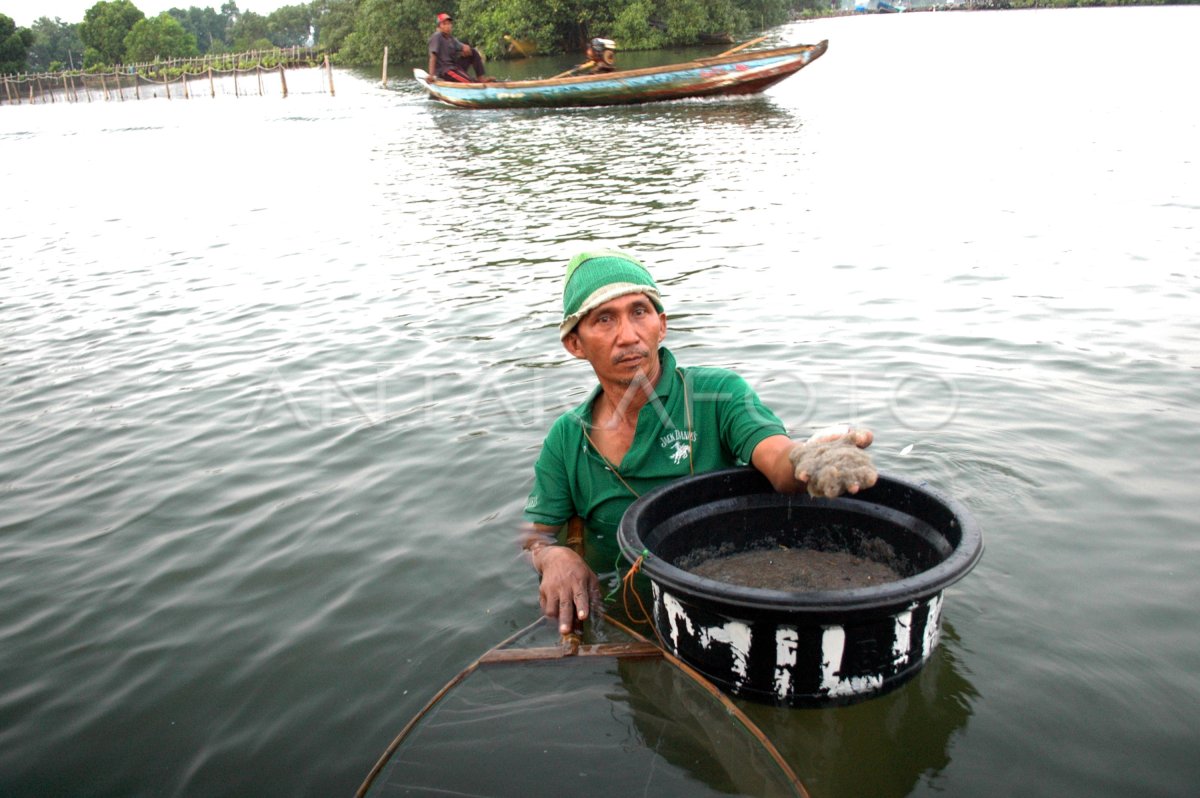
[
  {"xmin": 745, "ymin": 622, "xmax": 977, "ymax": 798},
  {"xmin": 370, "ymin": 615, "xmax": 977, "ymax": 798},
  {"xmin": 364, "ymin": 620, "xmax": 803, "ymax": 797}
]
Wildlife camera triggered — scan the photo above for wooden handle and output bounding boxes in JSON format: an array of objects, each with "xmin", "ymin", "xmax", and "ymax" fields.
[{"xmin": 551, "ymin": 60, "xmax": 594, "ymax": 79}]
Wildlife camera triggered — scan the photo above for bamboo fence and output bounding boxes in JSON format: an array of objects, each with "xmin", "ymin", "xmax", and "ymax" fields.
[{"xmin": 1, "ymin": 46, "xmax": 337, "ymax": 106}]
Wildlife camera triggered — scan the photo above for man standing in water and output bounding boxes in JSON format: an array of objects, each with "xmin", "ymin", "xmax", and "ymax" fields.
[
  {"xmin": 522, "ymin": 250, "xmax": 877, "ymax": 634},
  {"xmin": 427, "ymin": 12, "xmax": 493, "ymax": 83}
]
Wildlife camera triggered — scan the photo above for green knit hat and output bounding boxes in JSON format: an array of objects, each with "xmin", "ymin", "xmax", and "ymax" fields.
[{"xmin": 559, "ymin": 249, "xmax": 663, "ymax": 339}]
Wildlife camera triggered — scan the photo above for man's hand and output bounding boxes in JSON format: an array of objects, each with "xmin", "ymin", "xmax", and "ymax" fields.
[
  {"xmin": 532, "ymin": 545, "xmax": 601, "ymax": 635},
  {"xmin": 789, "ymin": 427, "xmax": 877, "ymax": 498}
]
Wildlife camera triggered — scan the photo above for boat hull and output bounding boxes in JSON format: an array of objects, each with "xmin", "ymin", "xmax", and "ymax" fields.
[{"xmin": 415, "ymin": 41, "xmax": 828, "ymax": 110}]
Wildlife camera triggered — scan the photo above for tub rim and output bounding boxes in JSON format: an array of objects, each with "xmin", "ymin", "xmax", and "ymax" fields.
[{"xmin": 617, "ymin": 467, "xmax": 983, "ymax": 615}]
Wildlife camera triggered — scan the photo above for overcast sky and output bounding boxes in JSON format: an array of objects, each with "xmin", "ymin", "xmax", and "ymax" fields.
[{"xmin": 3, "ymin": 1, "xmax": 294, "ymax": 28}]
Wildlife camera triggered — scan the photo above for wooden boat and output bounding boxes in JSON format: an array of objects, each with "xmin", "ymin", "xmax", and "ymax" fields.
[{"xmin": 413, "ymin": 40, "xmax": 828, "ymax": 110}]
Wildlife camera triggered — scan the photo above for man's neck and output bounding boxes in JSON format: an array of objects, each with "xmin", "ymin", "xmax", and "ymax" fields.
[{"xmin": 594, "ymin": 359, "xmax": 663, "ymax": 429}]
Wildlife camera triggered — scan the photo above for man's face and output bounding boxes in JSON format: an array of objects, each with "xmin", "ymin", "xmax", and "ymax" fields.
[
  {"xmin": 564, "ymin": 293, "xmax": 667, "ymax": 386},
  {"xmin": 439, "ymin": 19, "xmax": 453, "ymax": 35}
]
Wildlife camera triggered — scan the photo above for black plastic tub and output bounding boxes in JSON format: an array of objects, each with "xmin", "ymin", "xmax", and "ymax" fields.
[{"xmin": 617, "ymin": 468, "xmax": 983, "ymax": 707}]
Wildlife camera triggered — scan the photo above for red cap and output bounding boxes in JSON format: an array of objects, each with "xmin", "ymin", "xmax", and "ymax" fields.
[{"xmin": 437, "ymin": 13, "xmax": 453, "ymax": 23}]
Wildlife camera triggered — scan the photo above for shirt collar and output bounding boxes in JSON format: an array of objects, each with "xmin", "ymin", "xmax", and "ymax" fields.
[
  {"xmin": 652, "ymin": 346, "xmax": 678, "ymax": 400},
  {"xmin": 574, "ymin": 346, "xmax": 676, "ymax": 425}
]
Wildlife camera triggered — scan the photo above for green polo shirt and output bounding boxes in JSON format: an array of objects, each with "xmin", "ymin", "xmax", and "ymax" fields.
[{"xmin": 523, "ymin": 347, "xmax": 787, "ymax": 568}]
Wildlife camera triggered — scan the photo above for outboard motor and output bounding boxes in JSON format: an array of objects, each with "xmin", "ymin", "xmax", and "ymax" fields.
[{"xmin": 590, "ymin": 38, "xmax": 616, "ymax": 67}]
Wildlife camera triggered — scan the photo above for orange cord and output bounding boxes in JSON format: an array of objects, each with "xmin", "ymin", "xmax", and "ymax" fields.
[{"xmin": 620, "ymin": 554, "xmax": 670, "ymax": 650}]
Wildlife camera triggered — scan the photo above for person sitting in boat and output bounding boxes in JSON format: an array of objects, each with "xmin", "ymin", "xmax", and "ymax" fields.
[
  {"xmin": 566, "ymin": 38, "xmax": 617, "ymax": 76},
  {"xmin": 520, "ymin": 250, "xmax": 877, "ymax": 635},
  {"xmin": 427, "ymin": 12, "xmax": 495, "ymax": 83}
]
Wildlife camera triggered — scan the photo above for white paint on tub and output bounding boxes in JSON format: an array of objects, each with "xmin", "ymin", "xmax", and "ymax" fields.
[
  {"xmin": 819, "ymin": 624, "xmax": 845, "ymax": 690},
  {"xmin": 658, "ymin": 589, "xmax": 752, "ymax": 688},
  {"xmin": 920, "ymin": 593, "xmax": 944, "ymax": 660},
  {"xmin": 651, "ymin": 582, "xmax": 663, "ymax": 637},
  {"xmin": 660, "ymin": 590, "xmax": 691, "ymax": 648},
  {"xmin": 774, "ymin": 627, "xmax": 799, "ymax": 697},
  {"xmin": 891, "ymin": 607, "xmax": 913, "ymax": 667},
  {"xmin": 702, "ymin": 617, "xmax": 752, "ymax": 687},
  {"xmin": 658, "ymin": 587, "xmax": 692, "ymax": 650},
  {"xmin": 820, "ymin": 624, "xmax": 883, "ymax": 698}
]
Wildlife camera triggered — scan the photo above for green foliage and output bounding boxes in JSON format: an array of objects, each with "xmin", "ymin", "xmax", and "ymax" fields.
[
  {"xmin": 230, "ymin": 10, "xmax": 270, "ymax": 50},
  {"xmin": 167, "ymin": 6, "xmax": 228, "ymax": 54},
  {"xmin": 0, "ymin": 13, "xmax": 36, "ymax": 73},
  {"xmin": 610, "ymin": 1, "xmax": 665, "ymax": 50},
  {"xmin": 339, "ymin": 0, "xmax": 437, "ymax": 64},
  {"xmin": 26, "ymin": 17, "xmax": 85, "ymax": 71},
  {"xmin": 313, "ymin": 0, "xmax": 360, "ymax": 51},
  {"xmin": 740, "ymin": 0, "xmax": 793, "ymax": 28},
  {"xmin": 81, "ymin": 0, "xmax": 146, "ymax": 66},
  {"xmin": 428, "ymin": 0, "xmax": 788, "ymax": 59},
  {"xmin": 657, "ymin": 0, "xmax": 710, "ymax": 44},
  {"xmin": 266, "ymin": 4, "xmax": 314, "ymax": 47},
  {"xmin": 124, "ymin": 13, "xmax": 199, "ymax": 62},
  {"xmin": 456, "ymin": 0, "xmax": 563, "ymax": 58},
  {"xmin": 638, "ymin": 0, "xmax": 768, "ymax": 46}
]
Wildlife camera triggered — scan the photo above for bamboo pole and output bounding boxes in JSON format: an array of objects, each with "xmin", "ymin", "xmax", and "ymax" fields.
[
  {"xmin": 61, "ymin": 72, "xmax": 70, "ymax": 102},
  {"xmin": 279, "ymin": 63, "xmax": 287, "ymax": 97},
  {"xmin": 715, "ymin": 36, "xmax": 767, "ymax": 58},
  {"xmin": 257, "ymin": 65, "xmax": 263, "ymax": 96},
  {"xmin": 182, "ymin": 70, "xmax": 189, "ymax": 99},
  {"xmin": 134, "ymin": 71, "xmax": 140, "ymax": 100},
  {"xmin": 325, "ymin": 53, "xmax": 334, "ymax": 96},
  {"xmin": 3, "ymin": 76, "xmax": 12, "ymax": 105},
  {"xmin": 208, "ymin": 65, "xmax": 215, "ymax": 98},
  {"xmin": 381, "ymin": 46, "xmax": 388, "ymax": 86}
]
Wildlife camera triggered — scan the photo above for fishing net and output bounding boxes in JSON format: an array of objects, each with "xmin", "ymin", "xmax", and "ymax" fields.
[{"xmin": 358, "ymin": 616, "xmax": 808, "ymax": 797}]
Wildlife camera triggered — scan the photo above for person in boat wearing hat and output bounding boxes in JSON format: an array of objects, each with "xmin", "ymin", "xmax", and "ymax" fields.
[
  {"xmin": 521, "ymin": 250, "xmax": 877, "ymax": 635},
  {"xmin": 427, "ymin": 12, "xmax": 496, "ymax": 83},
  {"xmin": 566, "ymin": 38, "xmax": 617, "ymax": 76}
]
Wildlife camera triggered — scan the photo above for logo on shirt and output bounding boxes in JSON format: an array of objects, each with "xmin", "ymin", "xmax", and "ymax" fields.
[{"xmin": 660, "ymin": 429, "xmax": 696, "ymax": 465}]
